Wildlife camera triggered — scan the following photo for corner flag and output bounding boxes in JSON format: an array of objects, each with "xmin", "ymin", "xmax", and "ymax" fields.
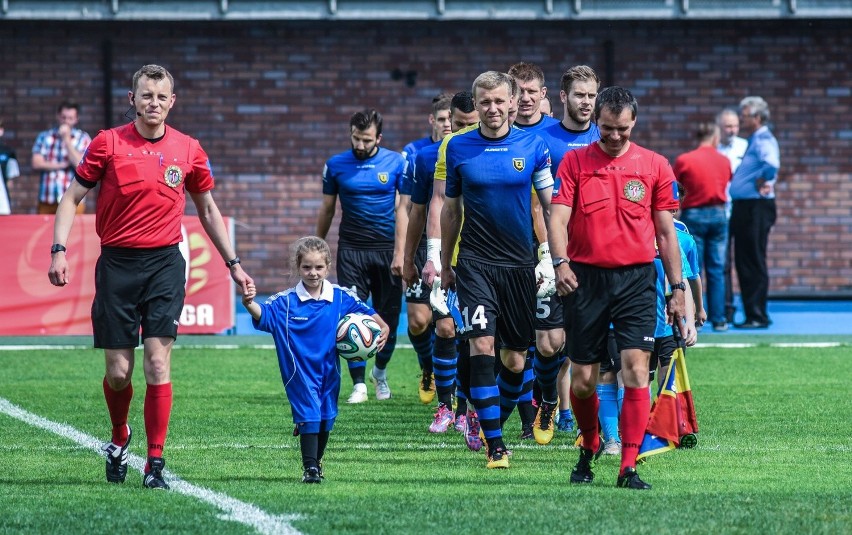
[{"xmin": 637, "ymin": 333, "xmax": 699, "ymax": 462}]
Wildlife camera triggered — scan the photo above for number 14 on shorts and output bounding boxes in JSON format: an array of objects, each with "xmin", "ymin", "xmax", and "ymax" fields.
[{"xmin": 446, "ymin": 289, "xmax": 487, "ymax": 334}]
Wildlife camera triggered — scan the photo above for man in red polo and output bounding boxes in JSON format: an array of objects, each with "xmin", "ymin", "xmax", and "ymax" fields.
[
  {"xmin": 548, "ymin": 86, "xmax": 685, "ymax": 490},
  {"xmin": 48, "ymin": 64, "xmax": 252, "ymax": 490}
]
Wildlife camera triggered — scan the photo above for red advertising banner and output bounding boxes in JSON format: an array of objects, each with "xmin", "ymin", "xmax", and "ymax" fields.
[{"xmin": 0, "ymin": 215, "xmax": 234, "ymax": 336}]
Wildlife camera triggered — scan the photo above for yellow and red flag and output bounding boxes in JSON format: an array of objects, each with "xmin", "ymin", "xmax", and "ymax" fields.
[{"xmin": 637, "ymin": 341, "xmax": 698, "ymax": 461}]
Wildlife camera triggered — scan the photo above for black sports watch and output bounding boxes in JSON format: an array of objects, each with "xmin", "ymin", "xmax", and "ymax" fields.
[
  {"xmin": 670, "ymin": 281, "xmax": 687, "ymax": 292},
  {"xmin": 552, "ymin": 257, "xmax": 569, "ymax": 268},
  {"xmin": 50, "ymin": 244, "xmax": 67, "ymax": 255},
  {"xmin": 225, "ymin": 257, "xmax": 241, "ymax": 268}
]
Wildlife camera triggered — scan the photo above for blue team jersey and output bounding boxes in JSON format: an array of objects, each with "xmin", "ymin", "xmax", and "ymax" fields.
[
  {"xmin": 674, "ymin": 219, "xmax": 700, "ymax": 283},
  {"xmin": 445, "ymin": 127, "xmax": 553, "ymax": 266},
  {"xmin": 513, "ymin": 115, "xmax": 559, "ymax": 134},
  {"xmin": 253, "ymin": 281, "xmax": 375, "ymax": 423},
  {"xmin": 654, "ymin": 227, "xmax": 698, "ymax": 338},
  {"xmin": 322, "ymin": 147, "xmax": 405, "ymax": 249},
  {"xmin": 411, "ymin": 141, "xmax": 440, "ymax": 206},
  {"xmin": 538, "ymin": 121, "xmax": 600, "ymax": 192},
  {"xmin": 400, "ymin": 136, "xmax": 434, "ymax": 196}
]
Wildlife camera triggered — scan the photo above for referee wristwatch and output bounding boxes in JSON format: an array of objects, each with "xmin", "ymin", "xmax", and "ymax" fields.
[
  {"xmin": 552, "ymin": 257, "xmax": 569, "ymax": 268},
  {"xmin": 50, "ymin": 244, "xmax": 67, "ymax": 255},
  {"xmin": 225, "ymin": 257, "xmax": 241, "ymax": 268},
  {"xmin": 670, "ymin": 281, "xmax": 687, "ymax": 292}
]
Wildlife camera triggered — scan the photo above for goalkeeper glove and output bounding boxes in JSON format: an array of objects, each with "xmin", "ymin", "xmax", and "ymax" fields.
[
  {"xmin": 535, "ymin": 242, "xmax": 556, "ymax": 298},
  {"xmin": 429, "ymin": 276, "xmax": 449, "ymax": 315}
]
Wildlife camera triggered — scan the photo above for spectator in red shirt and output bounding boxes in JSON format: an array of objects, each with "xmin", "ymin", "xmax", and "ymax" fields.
[
  {"xmin": 674, "ymin": 122, "xmax": 732, "ymax": 331},
  {"xmin": 549, "ymin": 86, "xmax": 685, "ymax": 490},
  {"xmin": 48, "ymin": 64, "xmax": 252, "ymax": 490}
]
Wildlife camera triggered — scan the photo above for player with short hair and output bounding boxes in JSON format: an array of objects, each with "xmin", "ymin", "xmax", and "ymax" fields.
[
  {"xmin": 503, "ymin": 62, "xmax": 560, "ymax": 440},
  {"xmin": 441, "ymin": 71, "xmax": 553, "ymax": 468},
  {"xmin": 402, "ymin": 91, "xmax": 479, "ymax": 433},
  {"xmin": 531, "ymin": 64, "xmax": 602, "ymax": 443},
  {"xmin": 395, "ymin": 94, "xmax": 453, "ymax": 405},
  {"xmin": 242, "ymin": 236, "xmax": 389, "ymax": 483},
  {"xmin": 549, "ymin": 86, "xmax": 685, "ymax": 489},
  {"xmin": 507, "ymin": 62, "xmax": 559, "ymax": 133},
  {"xmin": 48, "ymin": 64, "xmax": 253, "ymax": 490},
  {"xmin": 316, "ymin": 109, "xmax": 406, "ymax": 403}
]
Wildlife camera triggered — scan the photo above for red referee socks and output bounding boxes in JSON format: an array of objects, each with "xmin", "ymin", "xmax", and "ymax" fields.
[
  {"xmin": 569, "ymin": 388, "xmax": 600, "ymax": 452},
  {"xmin": 144, "ymin": 382, "xmax": 173, "ymax": 460},
  {"xmin": 620, "ymin": 386, "xmax": 651, "ymax": 474},
  {"xmin": 103, "ymin": 377, "xmax": 132, "ymax": 446}
]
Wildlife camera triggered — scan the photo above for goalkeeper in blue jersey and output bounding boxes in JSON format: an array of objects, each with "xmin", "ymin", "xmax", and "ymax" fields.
[{"xmin": 242, "ymin": 236, "xmax": 388, "ymax": 484}]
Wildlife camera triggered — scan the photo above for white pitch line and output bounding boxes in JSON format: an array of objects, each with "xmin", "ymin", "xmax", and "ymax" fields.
[{"xmin": 0, "ymin": 397, "xmax": 303, "ymax": 535}]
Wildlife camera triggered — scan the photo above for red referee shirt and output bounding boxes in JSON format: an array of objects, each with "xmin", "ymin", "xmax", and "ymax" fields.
[
  {"xmin": 673, "ymin": 145, "xmax": 731, "ymax": 209},
  {"xmin": 76, "ymin": 123, "xmax": 214, "ymax": 248},
  {"xmin": 552, "ymin": 142, "xmax": 680, "ymax": 268}
]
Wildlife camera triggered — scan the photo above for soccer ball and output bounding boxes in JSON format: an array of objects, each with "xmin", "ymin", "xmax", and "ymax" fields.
[{"xmin": 335, "ymin": 313, "xmax": 382, "ymax": 362}]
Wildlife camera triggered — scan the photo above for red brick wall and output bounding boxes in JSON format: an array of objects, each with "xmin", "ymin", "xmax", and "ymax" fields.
[{"xmin": 1, "ymin": 19, "xmax": 849, "ymax": 294}]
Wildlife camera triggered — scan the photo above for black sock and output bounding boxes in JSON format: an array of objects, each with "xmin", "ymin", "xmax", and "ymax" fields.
[
  {"xmin": 317, "ymin": 430, "xmax": 330, "ymax": 464},
  {"xmin": 300, "ymin": 433, "xmax": 319, "ymax": 469},
  {"xmin": 409, "ymin": 326, "xmax": 434, "ymax": 373},
  {"xmin": 349, "ymin": 366, "xmax": 366, "ymax": 385}
]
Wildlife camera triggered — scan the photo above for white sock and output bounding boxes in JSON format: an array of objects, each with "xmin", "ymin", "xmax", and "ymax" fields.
[{"xmin": 372, "ymin": 366, "xmax": 387, "ymax": 381}]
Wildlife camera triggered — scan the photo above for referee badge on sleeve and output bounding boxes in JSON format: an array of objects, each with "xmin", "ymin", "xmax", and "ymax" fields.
[
  {"xmin": 623, "ymin": 180, "xmax": 646, "ymax": 202},
  {"xmin": 512, "ymin": 158, "xmax": 526, "ymax": 172},
  {"xmin": 164, "ymin": 165, "xmax": 183, "ymax": 188}
]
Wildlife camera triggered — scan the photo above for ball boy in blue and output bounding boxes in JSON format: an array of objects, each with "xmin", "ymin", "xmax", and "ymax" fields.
[{"xmin": 242, "ymin": 236, "xmax": 389, "ymax": 483}]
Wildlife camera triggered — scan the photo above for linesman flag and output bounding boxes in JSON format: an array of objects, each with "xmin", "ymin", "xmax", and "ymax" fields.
[{"xmin": 637, "ymin": 331, "xmax": 699, "ymax": 462}]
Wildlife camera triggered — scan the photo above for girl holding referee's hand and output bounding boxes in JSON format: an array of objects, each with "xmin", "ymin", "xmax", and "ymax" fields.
[{"xmin": 242, "ymin": 236, "xmax": 388, "ymax": 483}]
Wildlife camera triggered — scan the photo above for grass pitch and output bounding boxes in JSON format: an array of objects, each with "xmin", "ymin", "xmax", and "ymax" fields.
[{"xmin": 0, "ymin": 340, "xmax": 850, "ymax": 534}]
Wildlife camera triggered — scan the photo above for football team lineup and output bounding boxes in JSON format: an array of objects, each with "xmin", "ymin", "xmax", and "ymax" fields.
[{"xmin": 37, "ymin": 62, "xmax": 784, "ymax": 492}]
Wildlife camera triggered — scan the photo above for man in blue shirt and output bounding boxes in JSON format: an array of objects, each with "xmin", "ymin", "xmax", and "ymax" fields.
[
  {"xmin": 531, "ymin": 65, "xmax": 602, "ymax": 443},
  {"xmin": 316, "ymin": 109, "xmax": 406, "ymax": 401},
  {"xmin": 401, "ymin": 91, "xmax": 479, "ymax": 433},
  {"xmin": 440, "ymin": 71, "xmax": 553, "ymax": 469},
  {"xmin": 396, "ymin": 94, "xmax": 453, "ymax": 405},
  {"xmin": 728, "ymin": 96, "xmax": 780, "ymax": 329}
]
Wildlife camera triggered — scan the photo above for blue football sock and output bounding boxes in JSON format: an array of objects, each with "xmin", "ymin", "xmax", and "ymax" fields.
[{"xmin": 597, "ymin": 383, "xmax": 620, "ymax": 442}]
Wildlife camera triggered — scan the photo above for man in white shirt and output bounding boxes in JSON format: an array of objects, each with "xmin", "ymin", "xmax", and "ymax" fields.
[{"xmin": 716, "ymin": 107, "xmax": 749, "ymax": 324}]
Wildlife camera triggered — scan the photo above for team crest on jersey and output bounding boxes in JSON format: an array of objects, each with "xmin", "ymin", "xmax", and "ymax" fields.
[
  {"xmin": 164, "ymin": 165, "xmax": 183, "ymax": 188},
  {"xmin": 512, "ymin": 158, "xmax": 526, "ymax": 172},
  {"xmin": 378, "ymin": 172, "xmax": 389, "ymax": 184},
  {"xmin": 623, "ymin": 180, "xmax": 645, "ymax": 202}
]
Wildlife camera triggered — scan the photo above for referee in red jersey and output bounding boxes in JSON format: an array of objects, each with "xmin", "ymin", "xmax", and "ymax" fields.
[
  {"xmin": 548, "ymin": 86, "xmax": 685, "ymax": 490},
  {"xmin": 48, "ymin": 64, "xmax": 253, "ymax": 490}
]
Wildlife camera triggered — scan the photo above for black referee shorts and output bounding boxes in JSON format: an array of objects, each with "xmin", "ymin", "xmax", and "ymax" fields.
[
  {"xmin": 92, "ymin": 245, "xmax": 186, "ymax": 349},
  {"xmin": 565, "ymin": 262, "xmax": 656, "ymax": 366}
]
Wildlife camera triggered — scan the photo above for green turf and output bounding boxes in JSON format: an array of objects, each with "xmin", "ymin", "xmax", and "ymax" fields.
[{"xmin": 1, "ymin": 344, "xmax": 850, "ymax": 534}]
